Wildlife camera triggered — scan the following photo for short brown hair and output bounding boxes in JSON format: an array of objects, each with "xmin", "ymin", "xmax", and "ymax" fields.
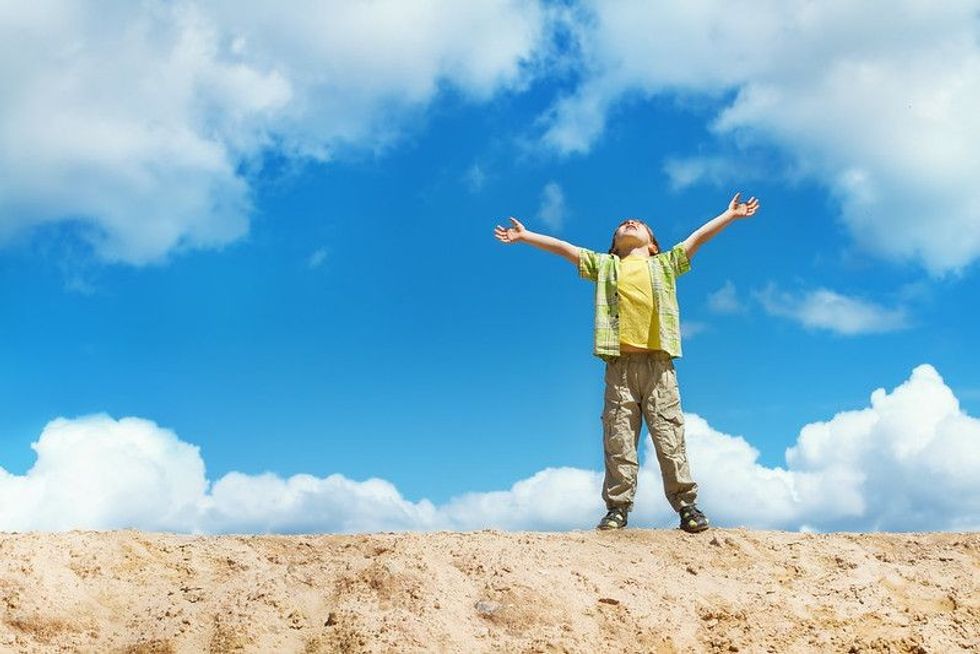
[{"xmin": 608, "ymin": 219, "xmax": 661, "ymax": 256}]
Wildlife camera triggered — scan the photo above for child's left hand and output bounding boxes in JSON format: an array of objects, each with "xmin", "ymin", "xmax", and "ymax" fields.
[{"xmin": 728, "ymin": 192, "xmax": 760, "ymax": 218}]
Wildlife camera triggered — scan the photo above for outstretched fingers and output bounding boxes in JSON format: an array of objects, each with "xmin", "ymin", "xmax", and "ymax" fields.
[
  {"xmin": 494, "ymin": 221, "xmax": 519, "ymax": 243},
  {"xmin": 494, "ymin": 216, "xmax": 525, "ymax": 243},
  {"xmin": 730, "ymin": 193, "xmax": 760, "ymax": 217}
]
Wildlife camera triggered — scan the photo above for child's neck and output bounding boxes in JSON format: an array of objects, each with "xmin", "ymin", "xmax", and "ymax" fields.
[{"xmin": 620, "ymin": 246, "xmax": 652, "ymax": 258}]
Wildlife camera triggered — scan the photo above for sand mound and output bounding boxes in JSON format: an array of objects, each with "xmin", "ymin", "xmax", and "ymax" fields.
[{"xmin": 0, "ymin": 528, "xmax": 976, "ymax": 652}]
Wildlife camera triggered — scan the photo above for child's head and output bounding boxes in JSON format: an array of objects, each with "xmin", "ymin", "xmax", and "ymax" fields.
[{"xmin": 608, "ymin": 218, "xmax": 661, "ymax": 256}]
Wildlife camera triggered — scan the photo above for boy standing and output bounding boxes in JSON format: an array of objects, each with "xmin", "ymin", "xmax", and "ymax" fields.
[{"xmin": 494, "ymin": 193, "xmax": 759, "ymax": 532}]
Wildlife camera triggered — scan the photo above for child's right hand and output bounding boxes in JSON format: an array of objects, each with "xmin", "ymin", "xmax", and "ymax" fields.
[{"xmin": 494, "ymin": 217, "xmax": 526, "ymax": 244}]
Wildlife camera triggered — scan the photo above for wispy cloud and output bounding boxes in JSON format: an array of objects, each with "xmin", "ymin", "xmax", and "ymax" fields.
[
  {"xmin": 2, "ymin": 365, "xmax": 976, "ymax": 533},
  {"xmin": 681, "ymin": 320, "xmax": 708, "ymax": 339},
  {"xmin": 536, "ymin": 181, "xmax": 566, "ymax": 231},
  {"xmin": 663, "ymin": 156, "xmax": 754, "ymax": 191},
  {"xmin": 464, "ymin": 163, "xmax": 488, "ymax": 193},
  {"xmin": 307, "ymin": 247, "xmax": 327, "ymax": 270},
  {"xmin": 706, "ymin": 280, "xmax": 744, "ymax": 315},
  {"xmin": 755, "ymin": 284, "xmax": 909, "ymax": 335}
]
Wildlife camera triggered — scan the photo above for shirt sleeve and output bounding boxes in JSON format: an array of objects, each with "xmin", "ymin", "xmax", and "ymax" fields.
[
  {"xmin": 664, "ymin": 244, "xmax": 691, "ymax": 277},
  {"xmin": 578, "ymin": 248, "xmax": 601, "ymax": 281}
]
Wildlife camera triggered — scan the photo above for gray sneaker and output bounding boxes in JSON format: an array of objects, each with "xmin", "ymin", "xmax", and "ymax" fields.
[
  {"xmin": 596, "ymin": 507, "xmax": 628, "ymax": 530},
  {"xmin": 679, "ymin": 505, "xmax": 710, "ymax": 533}
]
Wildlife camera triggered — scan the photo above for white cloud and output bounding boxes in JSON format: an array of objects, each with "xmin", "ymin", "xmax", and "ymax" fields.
[
  {"xmin": 707, "ymin": 280, "xmax": 744, "ymax": 315},
  {"xmin": 0, "ymin": 0, "xmax": 547, "ymax": 264},
  {"xmin": 663, "ymin": 156, "xmax": 758, "ymax": 192},
  {"xmin": 640, "ymin": 364, "xmax": 980, "ymax": 532},
  {"xmin": 441, "ymin": 467, "xmax": 604, "ymax": 531},
  {"xmin": 535, "ymin": 181, "xmax": 566, "ymax": 230},
  {"xmin": 200, "ymin": 471, "xmax": 442, "ymax": 535},
  {"xmin": 779, "ymin": 364, "xmax": 980, "ymax": 531},
  {"xmin": 307, "ymin": 247, "xmax": 327, "ymax": 269},
  {"xmin": 464, "ymin": 163, "xmax": 488, "ymax": 192},
  {"xmin": 0, "ymin": 416, "xmax": 207, "ymax": 532},
  {"xmin": 542, "ymin": 0, "xmax": 980, "ymax": 274},
  {"xmin": 755, "ymin": 284, "xmax": 909, "ymax": 335},
  {"xmin": 1, "ymin": 365, "xmax": 977, "ymax": 533},
  {"xmin": 680, "ymin": 320, "xmax": 708, "ymax": 339},
  {"xmin": 5, "ymin": 3, "xmax": 979, "ymax": 274}
]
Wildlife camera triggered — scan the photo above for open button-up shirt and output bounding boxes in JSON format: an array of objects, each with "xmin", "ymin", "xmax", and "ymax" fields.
[{"xmin": 578, "ymin": 244, "xmax": 691, "ymax": 360}]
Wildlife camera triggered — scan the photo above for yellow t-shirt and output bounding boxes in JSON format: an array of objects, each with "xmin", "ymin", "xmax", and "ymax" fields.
[
  {"xmin": 579, "ymin": 245, "xmax": 690, "ymax": 359},
  {"xmin": 618, "ymin": 254, "xmax": 661, "ymax": 350}
]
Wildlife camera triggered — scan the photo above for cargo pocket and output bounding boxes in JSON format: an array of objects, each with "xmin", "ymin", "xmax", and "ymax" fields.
[
  {"xmin": 601, "ymin": 360, "xmax": 623, "ymax": 422},
  {"xmin": 654, "ymin": 370, "xmax": 685, "ymax": 457}
]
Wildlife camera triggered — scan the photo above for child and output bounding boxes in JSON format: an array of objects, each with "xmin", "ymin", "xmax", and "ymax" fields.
[{"xmin": 494, "ymin": 193, "xmax": 759, "ymax": 533}]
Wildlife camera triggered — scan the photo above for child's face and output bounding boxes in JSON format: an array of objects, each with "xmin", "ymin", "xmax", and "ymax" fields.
[{"xmin": 614, "ymin": 219, "xmax": 652, "ymax": 251}]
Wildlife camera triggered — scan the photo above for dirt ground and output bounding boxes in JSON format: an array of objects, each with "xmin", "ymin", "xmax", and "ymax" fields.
[{"xmin": 0, "ymin": 528, "xmax": 976, "ymax": 652}]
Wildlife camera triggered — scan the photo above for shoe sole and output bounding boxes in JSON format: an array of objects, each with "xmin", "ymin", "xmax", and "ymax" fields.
[{"xmin": 680, "ymin": 523, "xmax": 709, "ymax": 533}]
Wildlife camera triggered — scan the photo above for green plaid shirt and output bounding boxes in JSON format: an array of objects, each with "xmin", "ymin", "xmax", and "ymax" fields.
[{"xmin": 578, "ymin": 245, "xmax": 691, "ymax": 360}]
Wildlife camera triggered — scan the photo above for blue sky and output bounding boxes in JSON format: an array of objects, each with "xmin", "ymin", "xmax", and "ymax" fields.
[{"xmin": 1, "ymin": 1, "xmax": 978, "ymax": 533}]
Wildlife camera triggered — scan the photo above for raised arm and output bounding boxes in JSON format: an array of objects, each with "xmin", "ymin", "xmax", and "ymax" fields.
[
  {"xmin": 681, "ymin": 192, "xmax": 759, "ymax": 260},
  {"xmin": 494, "ymin": 217, "xmax": 581, "ymax": 266}
]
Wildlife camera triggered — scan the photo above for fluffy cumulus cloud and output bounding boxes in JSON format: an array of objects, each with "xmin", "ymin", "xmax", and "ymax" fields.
[
  {"xmin": 0, "ymin": 416, "xmax": 207, "ymax": 532},
  {"xmin": 0, "ymin": 0, "xmax": 546, "ymax": 263},
  {"xmin": 1, "ymin": 365, "xmax": 977, "ymax": 534},
  {"xmin": 5, "ymin": 2, "xmax": 978, "ymax": 274},
  {"xmin": 542, "ymin": 0, "xmax": 980, "ymax": 274}
]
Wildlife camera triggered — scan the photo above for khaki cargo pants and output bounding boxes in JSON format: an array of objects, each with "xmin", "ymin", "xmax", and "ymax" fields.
[{"xmin": 601, "ymin": 351, "xmax": 698, "ymax": 513}]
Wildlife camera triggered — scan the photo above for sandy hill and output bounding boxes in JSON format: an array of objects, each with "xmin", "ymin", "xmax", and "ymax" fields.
[{"xmin": 0, "ymin": 528, "xmax": 976, "ymax": 653}]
